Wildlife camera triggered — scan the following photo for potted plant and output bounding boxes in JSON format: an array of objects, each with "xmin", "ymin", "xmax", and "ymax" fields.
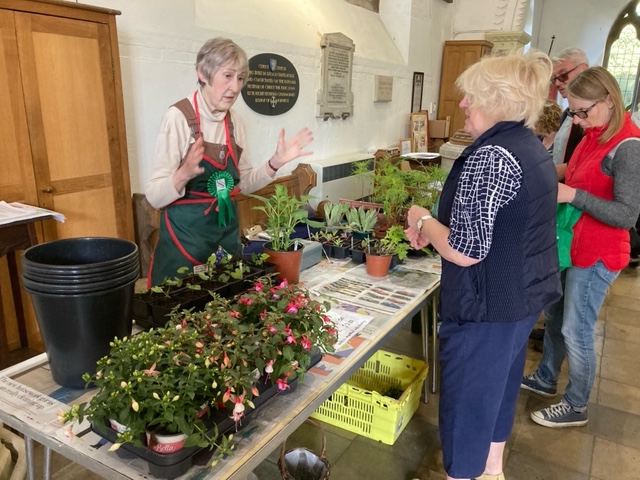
[
  {"xmin": 363, "ymin": 225, "xmax": 411, "ymax": 276},
  {"xmin": 60, "ymin": 276, "xmax": 338, "ymax": 468},
  {"xmin": 355, "ymin": 155, "xmax": 444, "ymax": 233},
  {"xmin": 345, "ymin": 206, "xmax": 378, "ymax": 240},
  {"xmin": 321, "ymin": 201, "xmax": 349, "ymax": 232},
  {"xmin": 246, "ymin": 184, "xmax": 322, "ymax": 283},
  {"xmin": 60, "ymin": 302, "xmax": 253, "ymax": 463}
]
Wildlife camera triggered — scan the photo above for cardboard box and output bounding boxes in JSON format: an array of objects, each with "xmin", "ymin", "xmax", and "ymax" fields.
[{"xmin": 429, "ymin": 117, "xmax": 451, "ymax": 139}]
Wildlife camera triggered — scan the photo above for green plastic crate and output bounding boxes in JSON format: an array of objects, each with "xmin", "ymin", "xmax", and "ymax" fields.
[{"xmin": 311, "ymin": 349, "xmax": 428, "ymax": 445}]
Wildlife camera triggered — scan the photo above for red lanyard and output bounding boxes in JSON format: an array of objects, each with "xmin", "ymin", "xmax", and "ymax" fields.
[{"xmin": 192, "ymin": 90, "xmax": 238, "ymax": 169}]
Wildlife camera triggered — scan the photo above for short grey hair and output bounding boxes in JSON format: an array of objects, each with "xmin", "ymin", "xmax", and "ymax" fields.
[
  {"xmin": 196, "ymin": 37, "xmax": 249, "ymax": 87},
  {"xmin": 551, "ymin": 47, "xmax": 589, "ymax": 67}
]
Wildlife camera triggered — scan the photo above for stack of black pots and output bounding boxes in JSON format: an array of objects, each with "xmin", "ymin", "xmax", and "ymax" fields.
[{"xmin": 21, "ymin": 237, "xmax": 139, "ymax": 388}]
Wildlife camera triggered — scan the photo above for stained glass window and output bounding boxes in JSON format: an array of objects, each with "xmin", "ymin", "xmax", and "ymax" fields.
[{"xmin": 605, "ymin": 2, "xmax": 640, "ymax": 112}]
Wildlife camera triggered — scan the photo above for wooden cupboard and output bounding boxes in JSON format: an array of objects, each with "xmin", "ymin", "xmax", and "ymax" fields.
[
  {"xmin": 0, "ymin": 0, "xmax": 133, "ymax": 355},
  {"xmin": 436, "ymin": 40, "xmax": 493, "ymax": 135}
]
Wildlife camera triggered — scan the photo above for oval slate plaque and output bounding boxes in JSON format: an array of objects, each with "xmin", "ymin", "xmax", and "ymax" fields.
[{"xmin": 241, "ymin": 53, "xmax": 299, "ymax": 116}]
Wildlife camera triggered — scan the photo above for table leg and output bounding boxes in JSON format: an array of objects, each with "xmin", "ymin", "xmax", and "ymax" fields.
[
  {"xmin": 24, "ymin": 436, "xmax": 35, "ymax": 480},
  {"xmin": 43, "ymin": 445, "xmax": 51, "ymax": 480},
  {"xmin": 6, "ymin": 253, "xmax": 29, "ymax": 348},
  {"xmin": 420, "ymin": 301, "xmax": 429, "ymax": 403},
  {"xmin": 431, "ymin": 293, "xmax": 439, "ymax": 394}
]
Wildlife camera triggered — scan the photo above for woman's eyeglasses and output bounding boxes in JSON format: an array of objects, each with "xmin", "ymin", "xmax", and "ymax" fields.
[
  {"xmin": 567, "ymin": 101, "xmax": 600, "ymax": 119},
  {"xmin": 550, "ymin": 64, "xmax": 582, "ymax": 85}
]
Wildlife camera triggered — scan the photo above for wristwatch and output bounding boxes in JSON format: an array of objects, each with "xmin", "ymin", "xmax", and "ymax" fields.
[{"xmin": 416, "ymin": 214, "xmax": 433, "ymax": 230}]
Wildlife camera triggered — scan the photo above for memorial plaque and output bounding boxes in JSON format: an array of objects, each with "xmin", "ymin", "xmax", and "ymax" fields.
[
  {"xmin": 374, "ymin": 75, "xmax": 393, "ymax": 102},
  {"xmin": 241, "ymin": 53, "xmax": 299, "ymax": 116},
  {"xmin": 317, "ymin": 32, "xmax": 355, "ymax": 120}
]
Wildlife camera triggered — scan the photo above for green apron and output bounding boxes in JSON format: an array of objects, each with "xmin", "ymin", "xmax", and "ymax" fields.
[{"xmin": 149, "ymin": 99, "xmax": 243, "ymax": 286}]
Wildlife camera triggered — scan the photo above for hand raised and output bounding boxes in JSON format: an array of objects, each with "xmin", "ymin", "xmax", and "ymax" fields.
[
  {"xmin": 270, "ymin": 127, "xmax": 314, "ymax": 169},
  {"xmin": 179, "ymin": 134, "xmax": 205, "ymax": 179}
]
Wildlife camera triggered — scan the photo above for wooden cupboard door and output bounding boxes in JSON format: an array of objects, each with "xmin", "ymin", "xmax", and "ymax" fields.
[
  {"xmin": 437, "ymin": 41, "xmax": 493, "ymax": 136},
  {"xmin": 0, "ymin": 10, "xmax": 37, "ymax": 204},
  {"xmin": 15, "ymin": 12, "xmax": 132, "ymax": 240}
]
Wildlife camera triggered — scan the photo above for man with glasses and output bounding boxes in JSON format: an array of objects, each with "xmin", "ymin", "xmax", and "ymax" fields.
[
  {"xmin": 550, "ymin": 48, "xmax": 589, "ymax": 179},
  {"xmin": 529, "ymin": 48, "xmax": 589, "ymax": 347}
]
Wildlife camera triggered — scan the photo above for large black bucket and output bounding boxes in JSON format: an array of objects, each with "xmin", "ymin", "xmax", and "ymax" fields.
[
  {"xmin": 23, "ymin": 279, "xmax": 136, "ymax": 388},
  {"xmin": 22, "ymin": 237, "xmax": 139, "ymax": 275},
  {"xmin": 20, "ymin": 237, "xmax": 139, "ymax": 388}
]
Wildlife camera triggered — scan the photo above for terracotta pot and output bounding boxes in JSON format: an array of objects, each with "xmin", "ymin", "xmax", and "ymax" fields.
[
  {"xmin": 263, "ymin": 242, "xmax": 304, "ymax": 284},
  {"xmin": 365, "ymin": 253, "xmax": 392, "ymax": 277}
]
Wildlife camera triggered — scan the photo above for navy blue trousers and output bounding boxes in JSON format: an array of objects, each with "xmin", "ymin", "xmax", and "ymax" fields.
[{"xmin": 438, "ymin": 313, "xmax": 537, "ymax": 478}]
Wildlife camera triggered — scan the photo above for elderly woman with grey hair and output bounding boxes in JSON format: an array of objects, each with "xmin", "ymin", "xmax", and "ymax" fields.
[
  {"xmin": 145, "ymin": 38, "xmax": 313, "ymax": 286},
  {"xmin": 405, "ymin": 49, "xmax": 561, "ymax": 480}
]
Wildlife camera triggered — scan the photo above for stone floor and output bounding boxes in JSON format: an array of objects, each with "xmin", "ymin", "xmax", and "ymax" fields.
[{"xmin": 13, "ymin": 267, "xmax": 640, "ymax": 479}]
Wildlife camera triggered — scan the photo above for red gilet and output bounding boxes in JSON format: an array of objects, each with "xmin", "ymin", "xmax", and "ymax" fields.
[{"xmin": 565, "ymin": 113, "xmax": 640, "ymax": 270}]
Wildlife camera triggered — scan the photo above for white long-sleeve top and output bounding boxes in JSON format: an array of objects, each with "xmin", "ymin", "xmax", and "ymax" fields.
[{"xmin": 145, "ymin": 88, "xmax": 273, "ymax": 209}]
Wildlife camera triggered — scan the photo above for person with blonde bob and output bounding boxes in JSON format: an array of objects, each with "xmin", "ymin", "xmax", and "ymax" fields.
[
  {"xmin": 522, "ymin": 67, "xmax": 640, "ymax": 427},
  {"xmin": 405, "ymin": 49, "xmax": 561, "ymax": 480}
]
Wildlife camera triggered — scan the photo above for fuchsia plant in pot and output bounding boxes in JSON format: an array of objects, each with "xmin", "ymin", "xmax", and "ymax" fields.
[{"xmin": 60, "ymin": 275, "xmax": 338, "ymax": 466}]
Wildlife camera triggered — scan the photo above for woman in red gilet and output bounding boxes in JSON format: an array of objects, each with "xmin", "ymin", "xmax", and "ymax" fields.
[{"xmin": 522, "ymin": 67, "xmax": 640, "ymax": 428}]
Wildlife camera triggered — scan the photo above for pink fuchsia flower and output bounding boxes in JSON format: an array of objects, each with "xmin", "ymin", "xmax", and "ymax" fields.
[
  {"xmin": 259, "ymin": 309, "xmax": 267, "ymax": 319},
  {"xmin": 230, "ymin": 395, "xmax": 246, "ymax": 424},
  {"xmin": 142, "ymin": 362, "xmax": 160, "ymax": 376},
  {"xmin": 222, "ymin": 388, "xmax": 231, "ymax": 403},
  {"xmin": 265, "ymin": 359, "xmax": 274, "ymax": 374},
  {"xmin": 283, "ymin": 324, "xmax": 296, "ymax": 344},
  {"xmin": 276, "ymin": 378, "xmax": 290, "ymax": 391},
  {"xmin": 285, "ymin": 303, "xmax": 298, "ymax": 314},
  {"xmin": 238, "ymin": 296, "xmax": 252, "ymax": 306},
  {"xmin": 254, "ymin": 280, "xmax": 263, "ymax": 292},
  {"xmin": 229, "ymin": 310, "xmax": 241, "ymax": 318},
  {"xmin": 265, "ymin": 324, "xmax": 277, "ymax": 334},
  {"xmin": 300, "ymin": 336, "xmax": 311, "ymax": 350}
]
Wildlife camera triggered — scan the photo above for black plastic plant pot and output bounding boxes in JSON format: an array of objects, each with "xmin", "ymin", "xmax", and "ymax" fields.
[
  {"xmin": 331, "ymin": 245, "xmax": 350, "ymax": 259},
  {"xmin": 24, "ymin": 279, "xmax": 136, "ymax": 388},
  {"xmin": 350, "ymin": 248, "xmax": 365, "ymax": 264}
]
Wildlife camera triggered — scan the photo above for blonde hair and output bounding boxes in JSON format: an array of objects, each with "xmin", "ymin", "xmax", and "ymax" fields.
[
  {"xmin": 567, "ymin": 66, "xmax": 625, "ymax": 143},
  {"xmin": 196, "ymin": 37, "xmax": 249, "ymax": 87},
  {"xmin": 456, "ymin": 48, "xmax": 553, "ymax": 128},
  {"xmin": 535, "ymin": 100, "xmax": 562, "ymax": 135}
]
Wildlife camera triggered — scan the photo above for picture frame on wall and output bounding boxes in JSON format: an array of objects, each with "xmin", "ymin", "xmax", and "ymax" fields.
[
  {"xmin": 411, "ymin": 72, "xmax": 424, "ymax": 113},
  {"xmin": 410, "ymin": 111, "xmax": 429, "ymax": 153},
  {"xmin": 399, "ymin": 138, "xmax": 411, "ymax": 155}
]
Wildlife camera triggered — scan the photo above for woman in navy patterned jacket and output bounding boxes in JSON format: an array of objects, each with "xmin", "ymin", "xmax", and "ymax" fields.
[{"xmin": 405, "ymin": 49, "xmax": 561, "ymax": 480}]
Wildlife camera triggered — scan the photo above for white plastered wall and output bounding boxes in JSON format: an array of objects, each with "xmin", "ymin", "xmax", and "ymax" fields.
[{"xmin": 77, "ymin": 0, "xmax": 455, "ymax": 193}]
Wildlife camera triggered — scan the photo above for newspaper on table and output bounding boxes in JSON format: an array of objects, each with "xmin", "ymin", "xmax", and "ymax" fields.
[
  {"xmin": 310, "ymin": 263, "xmax": 437, "ymax": 314},
  {"xmin": 0, "ymin": 201, "xmax": 65, "ymax": 225}
]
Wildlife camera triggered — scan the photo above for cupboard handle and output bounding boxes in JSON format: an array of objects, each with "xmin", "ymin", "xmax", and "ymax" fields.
[{"xmin": 41, "ymin": 187, "xmax": 53, "ymax": 193}]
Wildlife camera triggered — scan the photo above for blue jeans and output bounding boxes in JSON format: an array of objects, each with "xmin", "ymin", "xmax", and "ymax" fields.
[{"xmin": 535, "ymin": 261, "xmax": 620, "ymax": 410}]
